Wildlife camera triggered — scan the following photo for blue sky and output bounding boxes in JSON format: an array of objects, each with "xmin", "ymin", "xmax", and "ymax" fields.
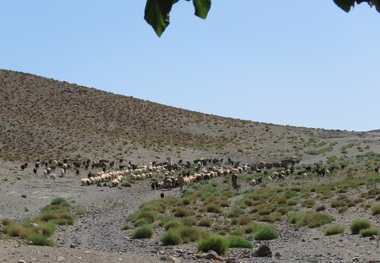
[{"xmin": 1, "ymin": 1, "xmax": 379, "ymax": 131}]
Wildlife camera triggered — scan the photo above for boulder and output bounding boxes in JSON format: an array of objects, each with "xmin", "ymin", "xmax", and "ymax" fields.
[{"xmin": 253, "ymin": 244, "xmax": 272, "ymax": 257}]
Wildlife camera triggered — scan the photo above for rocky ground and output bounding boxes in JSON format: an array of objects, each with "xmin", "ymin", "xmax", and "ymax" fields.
[{"xmin": 0, "ymin": 160, "xmax": 380, "ymax": 263}]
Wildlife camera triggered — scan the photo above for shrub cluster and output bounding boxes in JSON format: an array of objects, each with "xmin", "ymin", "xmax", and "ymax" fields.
[{"xmin": 2, "ymin": 197, "xmax": 75, "ymax": 247}]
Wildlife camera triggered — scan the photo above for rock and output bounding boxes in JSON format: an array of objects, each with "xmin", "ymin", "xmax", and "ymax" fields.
[
  {"xmin": 197, "ymin": 250, "xmax": 225, "ymax": 261},
  {"xmin": 18, "ymin": 260, "xmax": 26, "ymax": 263},
  {"xmin": 159, "ymin": 255, "xmax": 181, "ymax": 263},
  {"xmin": 226, "ymin": 258, "xmax": 240, "ymax": 263},
  {"xmin": 253, "ymin": 244, "xmax": 272, "ymax": 257}
]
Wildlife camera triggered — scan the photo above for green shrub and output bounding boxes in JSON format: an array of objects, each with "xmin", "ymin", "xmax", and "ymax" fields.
[
  {"xmin": 163, "ymin": 218, "xmax": 183, "ymax": 230},
  {"xmin": 302, "ymin": 199, "xmax": 316, "ymax": 208},
  {"xmin": 198, "ymin": 218, "xmax": 213, "ymax": 227},
  {"xmin": 325, "ymin": 225, "xmax": 345, "ymax": 236},
  {"xmin": 173, "ymin": 207, "xmax": 192, "ymax": 217},
  {"xmin": 205, "ymin": 204, "xmax": 222, "ymax": 213},
  {"xmin": 38, "ymin": 222, "xmax": 56, "ymax": 237},
  {"xmin": 197, "ymin": 234, "xmax": 229, "ymax": 256},
  {"xmin": 181, "ymin": 217, "xmax": 197, "ymax": 226},
  {"xmin": 227, "ymin": 235, "xmax": 253, "ymax": 248},
  {"xmin": 134, "ymin": 219, "xmax": 149, "ymax": 227},
  {"xmin": 253, "ymin": 224, "xmax": 279, "ymax": 240},
  {"xmin": 128, "ymin": 210, "xmax": 157, "ymax": 224},
  {"xmin": 50, "ymin": 197, "xmax": 70, "ymax": 207},
  {"xmin": 25, "ymin": 233, "xmax": 54, "ymax": 247},
  {"xmin": 121, "ymin": 223, "xmax": 131, "ymax": 230},
  {"xmin": 350, "ymin": 219, "xmax": 371, "ymax": 234},
  {"xmin": 132, "ymin": 225, "xmax": 153, "ymax": 239},
  {"xmin": 287, "ymin": 212, "xmax": 334, "ymax": 228},
  {"xmin": 371, "ymin": 204, "xmax": 380, "ymax": 216},
  {"xmin": 286, "ymin": 199, "xmax": 298, "ymax": 206},
  {"xmin": 161, "ymin": 228, "xmax": 183, "ymax": 245},
  {"xmin": 360, "ymin": 228, "xmax": 379, "ymax": 237},
  {"xmin": 243, "ymin": 223, "xmax": 260, "ymax": 234},
  {"xmin": 37, "ymin": 211, "xmax": 74, "ymax": 225},
  {"xmin": 1, "ymin": 218, "xmax": 14, "ymax": 225},
  {"xmin": 178, "ymin": 226, "xmax": 205, "ymax": 243},
  {"xmin": 3, "ymin": 224, "xmax": 32, "ymax": 238}
]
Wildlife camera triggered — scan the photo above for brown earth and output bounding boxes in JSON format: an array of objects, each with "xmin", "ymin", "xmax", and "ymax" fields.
[{"xmin": 1, "ymin": 69, "xmax": 380, "ymax": 263}]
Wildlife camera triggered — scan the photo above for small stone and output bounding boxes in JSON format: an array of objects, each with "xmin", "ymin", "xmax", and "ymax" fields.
[
  {"xmin": 159, "ymin": 255, "xmax": 181, "ymax": 263},
  {"xmin": 18, "ymin": 260, "xmax": 26, "ymax": 263}
]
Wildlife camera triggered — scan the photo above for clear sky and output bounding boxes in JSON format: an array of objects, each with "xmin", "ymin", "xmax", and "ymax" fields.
[{"xmin": 1, "ymin": 1, "xmax": 379, "ymax": 132}]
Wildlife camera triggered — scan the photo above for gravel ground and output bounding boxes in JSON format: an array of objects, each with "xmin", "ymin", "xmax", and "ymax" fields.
[{"xmin": 1, "ymin": 160, "xmax": 380, "ymax": 263}]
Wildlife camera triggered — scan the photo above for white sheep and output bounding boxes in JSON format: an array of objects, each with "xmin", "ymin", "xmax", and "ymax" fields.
[
  {"xmin": 111, "ymin": 178, "xmax": 120, "ymax": 187},
  {"xmin": 249, "ymin": 179, "xmax": 257, "ymax": 186},
  {"xmin": 81, "ymin": 178, "xmax": 91, "ymax": 186}
]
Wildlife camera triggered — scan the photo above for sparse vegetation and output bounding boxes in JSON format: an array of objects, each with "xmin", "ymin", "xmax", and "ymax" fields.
[
  {"xmin": 371, "ymin": 204, "xmax": 380, "ymax": 216},
  {"xmin": 360, "ymin": 227, "xmax": 379, "ymax": 237},
  {"xmin": 1, "ymin": 197, "xmax": 74, "ymax": 246},
  {"xmin": 227, "ymin": 235, "xmax": 253, "ymax": 248},
  {"xmin": 325, "ymin": 225, "xmax": 345, "ymax": 236},
  {"xmin": 287, "ymin": 212, "xmax": 334, "ymax": 228},
  {"xmin": 197, "ymin": 234, "xmax": 229, "ymax": 256},
  {"xmin": 161, "ymin": 228, "xmax": 183, "ymax": 245},
  {"xmin": 132, "ymin": 225, "xmax": 154, "ymax": 239},
  {"xmin": 350, "ymin": 219, "xmax": 371, "ymax": 235},
  {"xmin": 253, "ymin": 224, "xmax": 279, "ymax": 240}
]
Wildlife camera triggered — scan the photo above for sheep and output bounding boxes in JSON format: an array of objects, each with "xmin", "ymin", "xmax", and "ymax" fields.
[
  {"xmin": 81, "ymin": 178, "xmax": 91, "ymax": 186},
  {"xmin": 249, "ymin": 179, "xmax": 257, "ymax": 186},
  {"xmin": 111, "ymin": 178, "xmax": 120, "ymax": 187},
  {"xmin": 50, "ymin": 174, "xmax": 56, "ymax": 180}
]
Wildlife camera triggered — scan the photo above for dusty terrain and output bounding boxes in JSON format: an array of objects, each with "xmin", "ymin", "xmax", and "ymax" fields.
[{"xmin": 1, "ymin": 69, "xmax": 380, "ymax": 262}]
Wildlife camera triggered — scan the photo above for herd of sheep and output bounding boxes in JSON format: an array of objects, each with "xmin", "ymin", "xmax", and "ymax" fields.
[{"xmin": 20, "ymin": 156, "xmax": 348, "ymax": 191}]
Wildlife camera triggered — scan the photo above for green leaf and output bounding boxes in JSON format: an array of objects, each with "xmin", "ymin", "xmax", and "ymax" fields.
[
  {"xmin": 334, "ymin": 0, "xmax": 380, "ymax": 12},
  {"xmin": 144, "ymin": 0, "xmax": 175, "ymax": 37},
  {"xmin": 334, "ymin": 0, "xmax": 356, "ymax": 12},
  {"xmin": 370, "ymin": 0, "xmax": 380, "ymax": 11},
  {"xmin": 192, "ymin": 0, "xmax": 211, "ymax": 19}
]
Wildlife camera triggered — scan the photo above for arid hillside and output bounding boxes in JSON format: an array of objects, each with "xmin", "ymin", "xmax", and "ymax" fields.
[
  {"xmin": 2, "ymin": 69, "xmax": 380, "ymax": 263},
  {"xmin": 1, "ymin": 69, "xmax": 380, "ymax": 167}
]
